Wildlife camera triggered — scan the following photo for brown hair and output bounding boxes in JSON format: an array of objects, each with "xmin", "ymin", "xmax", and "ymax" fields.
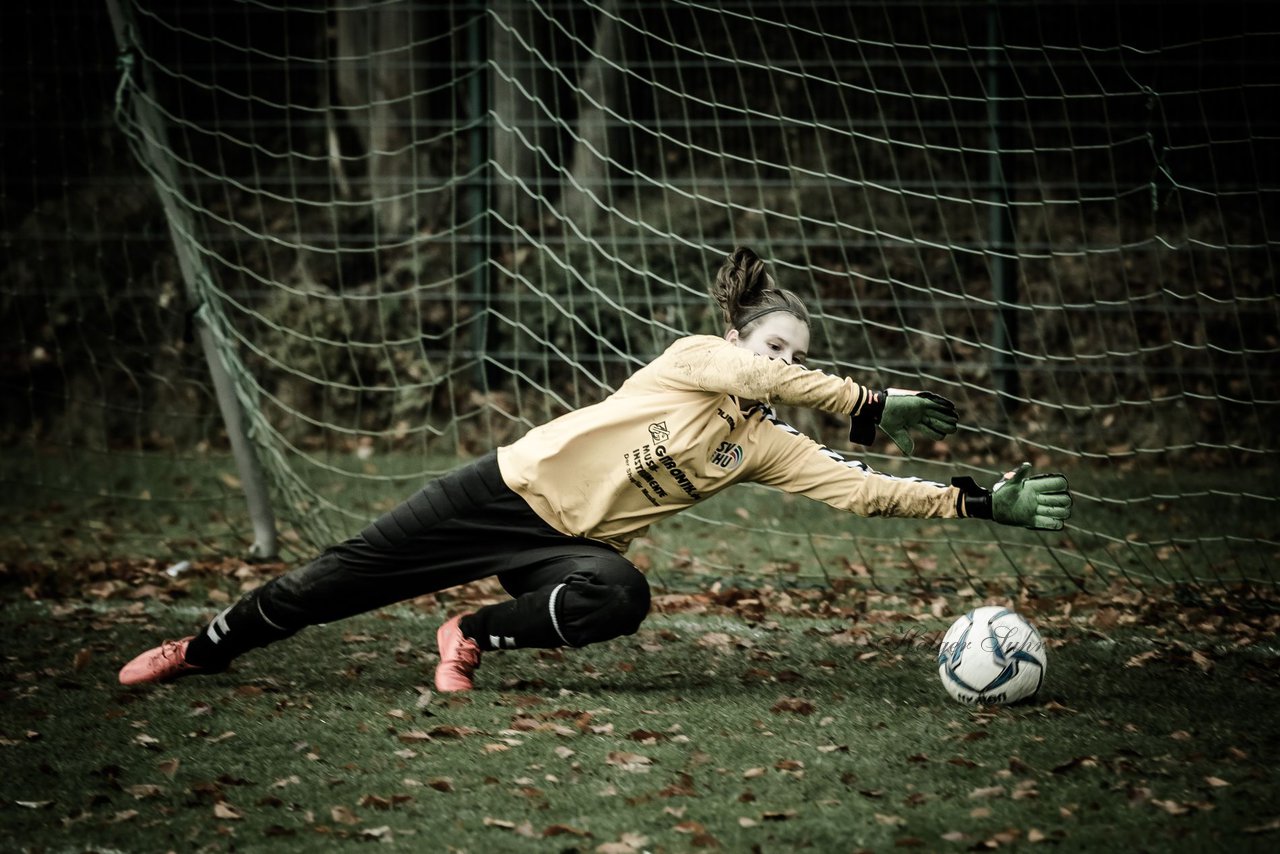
[{"xmin": 710, "ymin": 247, "xmax": 810, "ymax": 335}]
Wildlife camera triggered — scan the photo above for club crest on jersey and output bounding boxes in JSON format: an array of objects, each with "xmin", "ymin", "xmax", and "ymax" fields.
[
  {"xmin": 648, "ymin": 421, "xmax": 670, "ymax": 443},
  {"xmin": 710, "ymin": 441, "xmax": 744, "ymax": 471}
]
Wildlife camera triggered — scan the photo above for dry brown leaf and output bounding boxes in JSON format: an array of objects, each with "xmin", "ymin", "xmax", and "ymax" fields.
[
  {"xmin": 969, "ymin": 785, "xmax": 1005, "ymax": 799},
  {"xmin": 770, "ymin": 697, "xmax": 815, "ymax": 716},
  {"xmin": 1244, "ymin": 817, "xmax": 1280, "ymax": 834},
  {"xmin": 213, "ymin": 802, "xmax": 243, "ymax": 820},
  {"xmin": 1125, "ymin": 650, "xmax": 1160, "ymax": 668},
  {"xmin": 606, "ymin": 751, "xmax": 653, "ymax": 773},
  {"xmin": 124, "ymin": 784, "xmax": 163, "ymax": 800},
  {"xmin": 331, "ymin": 805, "xmax": 361, "ymax": 825},
  {"xmin": 1151, "ymin": 798, "xmax": 1191, "ymax": 816},
  {"xmin": 544, "ymin": 823, "xmax": 592, "ymax": 838}
]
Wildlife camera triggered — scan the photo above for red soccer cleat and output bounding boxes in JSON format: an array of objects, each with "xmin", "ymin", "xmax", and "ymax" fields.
[
  {"xmin": 118, "ymin": 636, "xmax": 204, "ymax": 685},
  {"xmin": 434, "ymin": 614, "xmax": 481, "ymax": 692}
]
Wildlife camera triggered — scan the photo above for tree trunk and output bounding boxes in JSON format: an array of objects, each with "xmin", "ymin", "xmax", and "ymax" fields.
[
  {"xmin": 331, "ymin": 0, "xmax": 430, "ymax": 236},
  {"xmin": 562, "ymin": 0, "xmax": 624, "ymax": 232},
  {"xmin": 490, "ymin": 0, "xmax": 552, "ymax": 229}
]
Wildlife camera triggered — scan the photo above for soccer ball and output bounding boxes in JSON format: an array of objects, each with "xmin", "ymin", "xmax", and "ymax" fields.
[{"xmin": 937, "ymin": 606, "xmax": 1047, "ymax": 705}]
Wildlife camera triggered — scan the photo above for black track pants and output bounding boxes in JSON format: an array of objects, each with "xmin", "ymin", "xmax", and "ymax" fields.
[{"xmin": 184, "ymin": 452, "xmax": 650, "ymax": 668}]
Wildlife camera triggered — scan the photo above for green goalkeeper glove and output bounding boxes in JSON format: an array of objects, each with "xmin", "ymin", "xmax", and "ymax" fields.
[
  {"xmin": 848, "ymin": 388, "xmax": 959, "ymax": 456},
  {"xmin": 953, "ymin": 463, "xmax": 1073, "ymax": 530}
]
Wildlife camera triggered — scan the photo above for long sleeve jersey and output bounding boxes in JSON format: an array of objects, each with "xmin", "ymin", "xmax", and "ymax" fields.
[{"xmin": 498, "ymin": 335, "xmax": 966, "ymax": 552}]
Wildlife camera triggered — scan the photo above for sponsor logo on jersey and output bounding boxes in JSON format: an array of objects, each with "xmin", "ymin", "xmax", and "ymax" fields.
[
  {"xmin": 709, "ymin": 441, "xmax": 744, "ymax": 471},
  {"xmin": 648, "ymin": 421, "xmax": 670, "ymax": 443}
]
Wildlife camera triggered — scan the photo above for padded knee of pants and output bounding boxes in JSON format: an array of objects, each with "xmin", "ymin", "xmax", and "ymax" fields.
[{"xmin": 554, "ymin": 569, "xmax": 651, "ymax": 647}]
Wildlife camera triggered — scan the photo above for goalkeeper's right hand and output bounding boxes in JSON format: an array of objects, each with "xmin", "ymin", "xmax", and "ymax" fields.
[
  {"xmin": 847, "ymin": 388, "xmax": 959, "ymax": 456},
  {"xmin": 952, "ymin": 463, "xmax": 1073, "ymax": 530}
]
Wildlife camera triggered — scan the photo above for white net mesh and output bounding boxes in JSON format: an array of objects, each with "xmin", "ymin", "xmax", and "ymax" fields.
[{"xmin": 4, "ymin": 0, "xmax": 1277, "ymax": 594}]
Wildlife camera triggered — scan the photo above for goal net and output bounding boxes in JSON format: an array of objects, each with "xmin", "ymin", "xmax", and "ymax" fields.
[{"xmin": 3, "ymin": 0, "xmax": 1276, "ymax": 596}]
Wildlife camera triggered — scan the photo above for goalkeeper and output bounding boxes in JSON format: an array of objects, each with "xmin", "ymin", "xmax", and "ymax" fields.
[{"xmin": 120, "ymin": 247, "xmax": 1072, "ymax": 691}]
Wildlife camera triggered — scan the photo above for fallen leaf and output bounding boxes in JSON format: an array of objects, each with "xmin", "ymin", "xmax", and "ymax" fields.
[
  {"xmin": 1151, "ymin": 798, "xmax": 1191, "ymax": 816},
  {"xmin": 770, "ymin": 697, "xmax": 815, "ymax": 716},
  {"xmin": 543, "ymin": 823, "xmax": 592, "ymax": 838},
  {"xmin": 1205, "ymin": 776, "xmax": 1230, "ymax": 788},
  {"xmin": 875, "ymin": 813, "xmax": 905, "ymax": 826},
  {"xmin": 330, "ymin": 805, "xmax": 361, "ymax": 825},
  {"xmin": 969, "ymin": 786, "xmax": 1005, "ymax": 799},
  {"xmin": 483, "ymin": 817, "xmax": 516, "ymax": 830},
  {"xmin": 606, "ymin": 751, "xmax": 653, "ymax": 773},
  {"xmin": 1051, "ymin": 756, "xmax": 1098, "ymax": 774},
  {"xmin": 213, "ymin": 802, "xmax": 243, "ymax": 820},
  {"xmin": 124, "ymin": 784, "xmax": 164, "ymax": 800}
]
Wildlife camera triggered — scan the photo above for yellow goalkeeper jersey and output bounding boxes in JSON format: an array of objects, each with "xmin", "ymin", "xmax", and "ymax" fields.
[{"xmin": 498, "ymin": 335, "xmax": 964, "ymax": 552}]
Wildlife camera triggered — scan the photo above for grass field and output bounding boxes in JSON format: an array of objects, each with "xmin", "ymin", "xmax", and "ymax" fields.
[
  {"xmin": 2, "ymin": 451, "xmax": 1278, "ymax": 851},
  {"xmin": 2, "ymin": 563, "xmax": 1278, "ymax": 853}
]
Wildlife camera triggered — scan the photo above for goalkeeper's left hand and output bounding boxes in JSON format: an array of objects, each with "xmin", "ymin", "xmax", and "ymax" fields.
[{"xmin": 952, "ymin": 463, "xmax": 1073, "ymax": 531}]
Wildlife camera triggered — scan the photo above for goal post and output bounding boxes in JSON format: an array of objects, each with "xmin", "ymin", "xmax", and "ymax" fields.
[
  {"xmin": 104, "ymin": 0, "xmax": 278, "ymax": 559},
  {"xmin": 3, "ymin": 0, "xmax": 1276, "ymax": 595}
]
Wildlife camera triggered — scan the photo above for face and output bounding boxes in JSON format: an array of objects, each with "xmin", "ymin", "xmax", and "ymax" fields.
[{"xmin": 725, "ymin": 311, "xmax": 810, "ymax": 366}]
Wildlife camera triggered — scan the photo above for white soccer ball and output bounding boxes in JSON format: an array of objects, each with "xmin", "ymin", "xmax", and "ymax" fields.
[{"xmin": 937, "ymin": 606, "xmax": 1047, "ymax": 705}]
